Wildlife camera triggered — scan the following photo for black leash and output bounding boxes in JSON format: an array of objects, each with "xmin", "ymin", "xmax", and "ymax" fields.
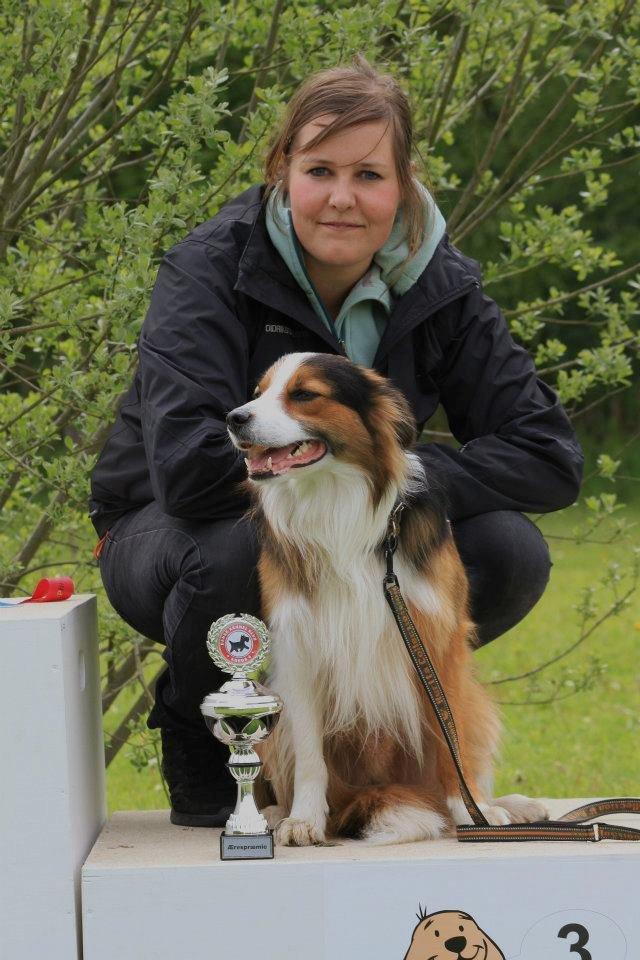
[{"xmin": 383, "ymin": 498, "xmax": 640, "ymax": 842}]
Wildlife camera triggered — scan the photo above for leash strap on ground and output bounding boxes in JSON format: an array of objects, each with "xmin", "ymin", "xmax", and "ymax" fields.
[{"xmin": 383, "ymin": 504, "xmax": 640, "ymax": 842}]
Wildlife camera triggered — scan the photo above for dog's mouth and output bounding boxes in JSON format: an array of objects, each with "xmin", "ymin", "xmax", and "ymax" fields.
[{"xmin": 244, "ymin": 439, "xmax": 328, "ymax": 479}]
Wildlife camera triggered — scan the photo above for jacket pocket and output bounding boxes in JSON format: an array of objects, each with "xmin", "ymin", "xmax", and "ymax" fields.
[{"xmin": 93, "ymin": 531, "xmax": 110, "ymax": 560}]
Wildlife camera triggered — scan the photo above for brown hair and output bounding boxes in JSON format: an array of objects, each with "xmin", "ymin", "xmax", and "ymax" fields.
[{"xmin": 263, "ymin": 54, "xmax": 432, "ymax": 271}]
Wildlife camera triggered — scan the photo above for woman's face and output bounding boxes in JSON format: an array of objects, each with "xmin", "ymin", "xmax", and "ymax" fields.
[{"xmin": 285, "ymin": 115, "xmax": 402, "ymax": 279}]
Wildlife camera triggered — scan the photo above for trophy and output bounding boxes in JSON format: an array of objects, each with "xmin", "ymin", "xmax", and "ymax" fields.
[{"xmin": 200, "ymin": 613, "xmax": 283, "ymax": 860}]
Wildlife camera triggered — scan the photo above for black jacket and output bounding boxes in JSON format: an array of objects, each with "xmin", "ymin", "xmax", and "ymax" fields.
[{"xmin": 89, "ymin": 185, "xmax": 583, "ymax": 537}]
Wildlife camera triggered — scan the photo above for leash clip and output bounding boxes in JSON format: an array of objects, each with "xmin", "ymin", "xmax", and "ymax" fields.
[
  {"xmin": 384, "ymin": 498, "xmax": 406, "ymax": 585},
  {"xmin": 386, "ymin": 498, "xmax": 406, "ymax": 545}
]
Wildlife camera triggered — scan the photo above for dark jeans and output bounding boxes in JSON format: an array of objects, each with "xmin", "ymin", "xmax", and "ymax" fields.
[{"xmin": 98, "ymin": 502, "xmax": 552, "ymax": 733}]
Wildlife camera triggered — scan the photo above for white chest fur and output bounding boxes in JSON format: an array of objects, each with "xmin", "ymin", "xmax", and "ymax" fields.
[
  {"xmin": 269, "ymin": 556, "xmax": 436, "ymax": 752},
  {"xmin": 260, "ymin": 454, "xmax": 441, "ymax": 755}
]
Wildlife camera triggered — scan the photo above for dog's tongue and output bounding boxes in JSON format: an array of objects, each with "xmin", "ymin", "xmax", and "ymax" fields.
[
  {"xmin": 246, "ymin": 441, "xmax": 325, "ymax": 476},
  {"xmin": 247, "ymin": 443, "xmax": 297, "ymax": 475}
]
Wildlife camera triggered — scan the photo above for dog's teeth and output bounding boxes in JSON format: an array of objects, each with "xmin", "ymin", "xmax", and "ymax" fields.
[
  {"xmin": 266, "ymin": 456, "xmax": 273, "ymax": 470},
  {"xmin": 244, "ymin": 457, "xmax": 250, "ymax": 469}
]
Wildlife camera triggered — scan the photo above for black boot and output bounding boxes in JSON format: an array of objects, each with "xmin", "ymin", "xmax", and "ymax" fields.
[{"xmin": 161, "ymin": 727, "xmax": 236, "ymax": 827}]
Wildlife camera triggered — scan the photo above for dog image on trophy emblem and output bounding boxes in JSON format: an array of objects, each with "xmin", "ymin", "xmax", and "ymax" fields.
[
  {"xmin": 229, "ymin": 633, "xmax": 252, "ymax": 654},
  {"xmin": 226, "ymin": 351, "xmax": 549, "ymax": 846}
]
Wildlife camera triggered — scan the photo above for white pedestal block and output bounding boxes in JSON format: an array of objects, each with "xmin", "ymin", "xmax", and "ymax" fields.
[
  {"xmin": 1, "ymin": 595, "xmax": 106, "ymax": 960},
  {"xmin": 82, "ymin": 801, "xmax": 638, "ymax": 960}
]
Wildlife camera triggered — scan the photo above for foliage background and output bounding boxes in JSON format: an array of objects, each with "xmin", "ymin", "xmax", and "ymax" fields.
[{"xmin": 0, "ymin": 0, "xmax": 638, "ymax": 805}]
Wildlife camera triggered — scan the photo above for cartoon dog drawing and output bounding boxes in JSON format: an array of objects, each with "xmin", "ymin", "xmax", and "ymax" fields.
[
  {"xmin": 229, "ymin": 633, "xmax": 251, "ymax": 654},
  {"xmin": 404, "ymin": 909, "xmax": 505, "ymax": 960}
]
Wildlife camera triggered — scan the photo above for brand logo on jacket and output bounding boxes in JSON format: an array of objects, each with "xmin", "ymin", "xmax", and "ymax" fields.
[{"xmin": 265, "ymin": 323, "xmax": 301, "ymax": 336}]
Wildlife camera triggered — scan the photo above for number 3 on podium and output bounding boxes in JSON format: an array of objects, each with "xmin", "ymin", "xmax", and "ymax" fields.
[{"xmin": 558, "ymin": 923, "xmax": 591, "ymax": 959}]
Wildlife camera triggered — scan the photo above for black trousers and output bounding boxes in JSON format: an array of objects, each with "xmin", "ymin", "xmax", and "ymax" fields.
[{"xmin": 98, "ymin": 502, "xmax": 552, "ymax": 733}]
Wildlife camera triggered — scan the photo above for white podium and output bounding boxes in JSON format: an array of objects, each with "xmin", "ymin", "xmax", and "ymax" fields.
[
  {"xmin": 82, "ymin": 803, "xmax": 639, "ymax": 960},
  {"xmin": 1, "ymin": 595, "xmax": 106, "ymax": 960},
  {"xmin": 3, "ymin": 594, "xmax": 638, "ymax": 960}
]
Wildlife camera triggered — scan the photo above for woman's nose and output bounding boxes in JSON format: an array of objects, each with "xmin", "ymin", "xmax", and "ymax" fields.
[{"xmin": 328, "ymin": 178, "xmax": 356, "ymax": 209}]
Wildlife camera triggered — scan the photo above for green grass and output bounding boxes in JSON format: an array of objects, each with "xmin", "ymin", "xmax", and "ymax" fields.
[
  {"xmin": 106, "ymin": 505, "xmax": 639, "ymax": 813},
  {"xmin": 479, "ymin": 505, "xmax": 640, "ymax": 798}
]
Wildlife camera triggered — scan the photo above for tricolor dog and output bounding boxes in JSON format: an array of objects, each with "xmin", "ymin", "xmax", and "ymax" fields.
[{"xmin": 226, "ymin": 352, "xmax": 548, "ymax": 845}]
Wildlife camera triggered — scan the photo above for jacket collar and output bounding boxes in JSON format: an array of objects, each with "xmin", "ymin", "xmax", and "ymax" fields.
[{"xmin": 234, "ymin": 185, "xmax": 477, "ymax": 365}]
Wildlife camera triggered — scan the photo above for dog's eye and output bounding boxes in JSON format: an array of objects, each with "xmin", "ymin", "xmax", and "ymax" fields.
[{"xmin": 289, "ymin": 389, "xmax": 318, "ymax": 401}]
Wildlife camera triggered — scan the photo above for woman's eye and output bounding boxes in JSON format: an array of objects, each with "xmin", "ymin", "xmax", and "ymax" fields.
[
  {"xmin": 290, "ymin": 389, "xmax": 318, "ymax": 401},
  {"xmin": 306, "ymin": 167, "xmax": 380, "ymax": 180}
]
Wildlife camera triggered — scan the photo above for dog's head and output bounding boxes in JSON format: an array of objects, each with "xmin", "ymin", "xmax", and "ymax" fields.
[
  {"xmin": 404, "ymin": 910, "xmax": 505, "ymax": 960},
  {"xmin": 226, "ymin": 352, "xmax": 416, "ymax": 505}
]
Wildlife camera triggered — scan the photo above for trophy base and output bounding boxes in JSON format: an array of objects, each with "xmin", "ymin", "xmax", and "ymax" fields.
[{"xmin": 220, "ymin": 830, "xmax": 274, "ymax": 861}]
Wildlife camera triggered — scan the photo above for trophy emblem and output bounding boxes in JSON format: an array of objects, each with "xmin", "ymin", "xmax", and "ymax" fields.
[{"xmin": 200, "ymin": 613, "xmax": 282, "ymax": 860}]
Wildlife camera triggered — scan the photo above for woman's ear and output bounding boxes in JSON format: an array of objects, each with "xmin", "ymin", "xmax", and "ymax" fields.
[{"xmin": 276, "ymin": 159, "xmax": 290, "ymax": 193}]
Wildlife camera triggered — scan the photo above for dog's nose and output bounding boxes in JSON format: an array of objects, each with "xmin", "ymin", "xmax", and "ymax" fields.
[
  {"xmin": 226, "ymin": 407, "xmax": 253, "ymax": 429},
  {"xmin": 444, "ymin": 936, "xmax": 467, "ymax": 955}
]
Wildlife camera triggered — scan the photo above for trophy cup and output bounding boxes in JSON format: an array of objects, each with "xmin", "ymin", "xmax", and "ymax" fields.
[{"xmin": 200, "ymin": 613, "xmax": 283, "ymax": 860}]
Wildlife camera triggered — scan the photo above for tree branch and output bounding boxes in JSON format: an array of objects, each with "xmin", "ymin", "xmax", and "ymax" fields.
[{"xmin": 238, "ymin": 0, "xmax": 285, "ymax": 144}]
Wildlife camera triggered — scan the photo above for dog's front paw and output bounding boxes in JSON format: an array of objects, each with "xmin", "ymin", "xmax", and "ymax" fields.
[{"xmin": 275, "ymin": 817, "xmax": 325, "ymax": 846}]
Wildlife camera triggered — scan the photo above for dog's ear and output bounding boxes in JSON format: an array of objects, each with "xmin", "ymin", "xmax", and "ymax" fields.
[{"xmin": 379, "ymin": 382, "xmax": 417, "ymax": 450}]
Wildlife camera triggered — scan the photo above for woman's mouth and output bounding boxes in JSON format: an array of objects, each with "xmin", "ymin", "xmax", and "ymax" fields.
[
  {"xmin": 319, "ymin": 222, "xmax": 364, "ymax": 230},
  {"xmin": 244, "ymin": 440, "xmax": 328, "ymax": 479}
]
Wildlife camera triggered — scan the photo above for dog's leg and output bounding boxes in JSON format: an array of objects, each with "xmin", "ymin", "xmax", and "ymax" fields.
[
  {"xmin": 334, "ymin": 784, "xmax": 448, "ymax": 845},
  {"xmin": 447, "ymin": 793, "xmax": 550, "ymax": 827},
  {"xmin": 273, "ymin": 669, "xmax": 329, "ymax": 846},
  {"xmin": 363, "ymin": 803, "xmax": 447, "ymax": 845}
]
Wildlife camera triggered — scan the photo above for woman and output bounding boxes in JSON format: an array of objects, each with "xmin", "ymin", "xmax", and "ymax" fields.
[{"xmin": 90, "ymin": 56, "xmax": 583, "ymax": 826}]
